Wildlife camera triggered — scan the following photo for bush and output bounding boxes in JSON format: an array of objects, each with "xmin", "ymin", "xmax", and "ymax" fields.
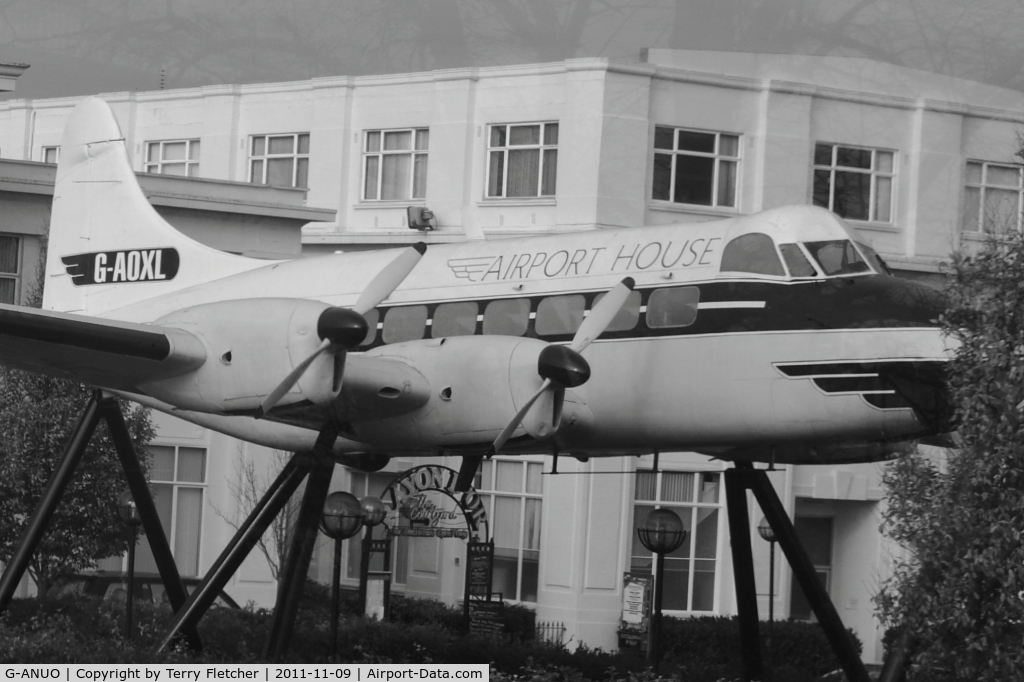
[
  {"xmin": 0, "ymin": 593, "xmax": 857, "ymax": 680},
  {"xmin": 659, "ymin": 615, "xmax": 861, "ymax": 682}
]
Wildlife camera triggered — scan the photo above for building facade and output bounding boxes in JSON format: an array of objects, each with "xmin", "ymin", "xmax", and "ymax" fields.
[{"xmin": 3, "ymin": 49, "xmax": 1023, "ymax": 663}]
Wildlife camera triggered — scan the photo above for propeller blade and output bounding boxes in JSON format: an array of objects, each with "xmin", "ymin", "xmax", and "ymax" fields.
[
  {"xmin": 255, "ymin": 338, "xmax": 331, "ymax": 419},
  {"xmin": 353, "ymin": 242, "xmax": 427, "ymax": 315},
  {"xmin": 571, "ymin": 277, "xmax": 634, "ymax": 353},
  {"xmin": 491, "ymin": 378, "xmax": 553, "ymax": 455}
]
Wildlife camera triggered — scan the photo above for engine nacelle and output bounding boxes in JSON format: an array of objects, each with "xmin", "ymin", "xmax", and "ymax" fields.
[
  {"xmin": 336, "ymin": 452, "xmax": 391, "ymax": 472},
  {"xmin": 348, "ymin": 336, "xmax": 593, "ymax": 449},
  {"xmin": 141, "ymin": 298, "xmax": 342, "ymax": 413}
]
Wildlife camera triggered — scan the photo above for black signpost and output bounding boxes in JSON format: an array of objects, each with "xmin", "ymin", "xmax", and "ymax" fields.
[
  {"xmin": 464, "ymin": 540, "xmax": 498, "ymax": 634},
  {"xmin": 359, "ymin": 526, "xmax": 393, "ymax": 619}
]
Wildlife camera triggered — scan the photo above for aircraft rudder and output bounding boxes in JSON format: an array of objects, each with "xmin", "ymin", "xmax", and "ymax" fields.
[{"xmin": 43, "ymin": 97, "xmax": 267, "ymax": 315}]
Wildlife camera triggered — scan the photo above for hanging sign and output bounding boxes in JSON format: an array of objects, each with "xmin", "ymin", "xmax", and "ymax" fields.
[{"xmin": 381, "ymin": 465, "xmax": 489, "ymax": 542}]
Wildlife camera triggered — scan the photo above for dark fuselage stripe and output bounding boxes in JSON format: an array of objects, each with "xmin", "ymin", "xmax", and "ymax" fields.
[{"xmin": 358, "ymin": 275, "xmax": 944, "ymax": 349}]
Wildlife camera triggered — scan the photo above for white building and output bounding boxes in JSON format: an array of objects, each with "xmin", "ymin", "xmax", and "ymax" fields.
[{"xmin": 3, "ymin": 49, "xmax": 1023, "ymax": 663}]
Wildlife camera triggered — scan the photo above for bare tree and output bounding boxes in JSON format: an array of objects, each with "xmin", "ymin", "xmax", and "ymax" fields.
[{"xmin": 212, "ymin": 446, "xmax": 294, "ymax": 580}]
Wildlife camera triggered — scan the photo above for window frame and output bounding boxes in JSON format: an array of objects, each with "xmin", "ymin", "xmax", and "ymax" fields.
[
  {"xmin": 41, "ymin": 146, "xmax": 60, "ymax": 164},
  {"xmin": 362, "ymin": 128, "xmax": 429, "ymax": 202},
  {"xmin": 0, "ymin": 234, "xmax": 22, "ymax": 306},
  {"xmin": 630, "ymin": 468, "xmax": 724, "ymax": 614},
  {"xmin": 812, "ymin": 142, "xmax": 895, "ymax": 223},
  {"xmin": 137, "ymin": 444, "xmax": 208, "ymax": 577},
  {"xmin": 144, "ymin": 139, "xmax": 200, "ymax": 177},
  {"xmin": 962, "ymin": 160, "xmax": 1024, "ymax": 235},
  {"xmin": 248, "ymin": 133, "xmax": 310, "ymax": 188},
  {"xmin": 485, "ymin": 121, "xmax": 559, "ymax": 199},
  {"xmin": 474, "ymin": 457, "xmax": 544, "ymax": 603},
  {"xmin": 651, "ymin": 126, "xmax": 740, "ymax": 209}
]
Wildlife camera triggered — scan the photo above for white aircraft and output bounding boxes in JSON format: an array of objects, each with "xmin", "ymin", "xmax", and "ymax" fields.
[{"xmin": 0, "ymin": 98, "xmax": 952, "ymax": 489}]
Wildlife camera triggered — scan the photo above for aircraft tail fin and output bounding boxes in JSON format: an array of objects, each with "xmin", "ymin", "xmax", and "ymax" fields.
[{"xmin": 44, "ymin": 97, "xmax": 269, "ymax": 316}]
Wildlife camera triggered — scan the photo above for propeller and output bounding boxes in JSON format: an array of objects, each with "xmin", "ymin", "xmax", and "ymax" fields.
[
  {"xmin": 454, "ymin": 277, "xmax": 636, "ymax": 491},
  {"xmin": 254, "ymin": 243, "xmax": 426, "ymax": 419}
]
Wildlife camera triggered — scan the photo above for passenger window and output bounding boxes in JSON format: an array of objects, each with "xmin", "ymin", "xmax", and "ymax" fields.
[
  {"xmin": 483, "ymin": 298, "xmax": 530, "ymax": 336},
  {"xmin": 720, "ymin": 233, "xmax": 786, "ymax": 276},
  {"xmin": 358, "ymin": 309, "xmax": 379, "ymax": 346},
  {"xmin": 382, "ymin": 305, "xmax": 428, "ymax": 343},
  {"xmin": 779, "ymin": 243, "xmax": 818, "ymax": 278},
  {"xmin": 536, "ymin": 295, "xmax": 586, "ymax": 336},
  {"xmin": 432, "ymin": 301, "xmax": 478, "ymax": 338},
  {"xmin": 647, "ymin": 287, "xmax": 700, "ymax": 328},
  {"xmin": 592, "ymin": 290, "xmax": 641, "ymax": 332}
]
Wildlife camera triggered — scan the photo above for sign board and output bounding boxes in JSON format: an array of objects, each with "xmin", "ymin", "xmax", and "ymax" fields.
[
  {"xmin": 467, "ymin": 600, "xmax": 505, "ymax": 638},
  {"xmin": 466, "ymin": 541, "xmax": 494, "ymax": 598},
  {"xmin": 381, "ymin": 465, "xmax": 489, "ymax": 542},
  {"xmin": 365, "ymin": 573, "xmax": 389, "ymax": 621},
  {"xmin": 619, "ymin": 573, "xmax": 651, "ymax": 650}
]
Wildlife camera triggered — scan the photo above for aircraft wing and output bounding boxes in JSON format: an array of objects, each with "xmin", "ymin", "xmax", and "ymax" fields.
[{"xmin": 0, "ymin": 303, "xmax": 206, "ymax": 392}]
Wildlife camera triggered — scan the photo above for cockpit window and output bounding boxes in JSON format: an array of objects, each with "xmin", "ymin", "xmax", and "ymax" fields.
[
  {"xmin": 779, "ymin": 243, "xmax": 818, "ymax": 278},
  {"xmin": 855, "ymin": 242, "xmax": 891, "ymax": 275},
  {"xmin": 720, "ymin": 233, "xmax": 786, "ymax": 276},
  {"xmin": 804, "ymin": 240, "xmax": 871, "ymax": 276}
]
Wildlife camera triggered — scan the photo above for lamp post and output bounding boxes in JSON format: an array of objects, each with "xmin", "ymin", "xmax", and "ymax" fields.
[
  {"xmin": 758, "ymin": 517, "xmax": 777, "ymax": 681},
  {"xmin": 637, "ymin": 508, "xmax": 687, "ymax": 672},
  {"xmin": 116, "ymin": 489, "xmax": 142, "ymax": 639},
  {"xmin": 320, "ymin": 491, "xmax": 364, "ymax": 655}
]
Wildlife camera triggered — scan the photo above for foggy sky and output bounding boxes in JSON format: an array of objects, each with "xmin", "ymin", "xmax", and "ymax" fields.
[{"xmin": 2, "ymin": 0, "xmax": 1024, "ymax": 101}]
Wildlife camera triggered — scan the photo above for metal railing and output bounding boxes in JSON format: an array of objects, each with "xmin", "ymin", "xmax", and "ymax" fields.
[{"xmin": 535, "ymin": 620, "xmax": 566, "ymax": 645}]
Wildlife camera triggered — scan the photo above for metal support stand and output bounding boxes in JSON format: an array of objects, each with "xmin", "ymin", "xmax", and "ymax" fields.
[
  {"xmin": 101, "ymin": 396, "xmax": 193, "ymax": 615},
  {"xmin": 726, "ymin": 463, "xmax": 872, "ymax": 682},
  {"xmin": 725, "ymin": 464, "xmax": 764, "ymax": 682},
  {"xmin": 98, "ymin": 395, "xmax": 202, "ymax": 650},
  {"xmin": 156, "ymin": 452, "xmax": 312, "ymax": 652},
  {"xmin": 263, "ymin": 428, "xmax": 338, "ymax": 661},
  {"xmin": 0, "ymin": 393, "xmax": 203, "ymax": 650},
  {"xmin": 877, "ymin": 629, "xmax": 910, "ymax": 682},
  {"xmin": 0, "ymin": 394, "xmax": 102, "ymax": 610}
]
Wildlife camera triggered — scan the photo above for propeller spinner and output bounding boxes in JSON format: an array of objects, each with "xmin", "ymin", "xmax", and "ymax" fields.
[
  {"xmin": 455, "ymin": 277, "xmax": 635, "ymax": 491},
  {"xmin": 254, "ymin": 243, "xmax": 426, "ymax": 419}
]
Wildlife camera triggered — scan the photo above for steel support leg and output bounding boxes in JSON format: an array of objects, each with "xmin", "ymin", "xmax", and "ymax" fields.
[
  {"xmin": 747, "ymin": 467, "xmax": 871, "ymax": 682},
  {"xmin": 98, "ymin": 395, "xmax": 202, "ymax": 650},
  {"xmin": 725, "ymin": 464, "xmax": 764, "ymax": 682},
  {"xmin": 0, "ymin": 394, "xmax": 103, "ymax": 611},
  {"xmin": 877, "ymin": 629, "xmax": 910, "ymax": 682},
  {"xmin": 156, "ymin": 452, "xmax": 312, "ymax": 653},
  {"xmin": 263, "ymin": 428, "xmax": 338, "ymax": 660}
]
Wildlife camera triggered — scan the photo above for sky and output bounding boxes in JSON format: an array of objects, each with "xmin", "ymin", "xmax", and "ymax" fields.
[{"xmin": 2, "ymin": 0, "xmax": 1024, "ymax": 101}]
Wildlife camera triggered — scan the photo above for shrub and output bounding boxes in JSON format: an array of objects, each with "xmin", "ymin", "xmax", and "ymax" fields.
[{"xmin": 659, "ymin": 615, "xmax": 861, "ymax": 682}]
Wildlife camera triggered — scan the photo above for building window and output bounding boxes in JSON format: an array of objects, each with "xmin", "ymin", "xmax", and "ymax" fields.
[
  {"xmin": 813, "ymin": 143, "xmax": 894, "ymax": 222},
  {"xmin": 487, "ymin": 122, "xmax": 558, "ymax": 199},
  {"xmin": 41, "ymin": 146, "xmax": 59, "ymax": 164},
  {"xmin": 0, "ymin": 235, "xmax": 21, "ymax": 305},
  {"xmin": 249, "ymin": 133, "xmax": 310, "ymax": 188},
  {"xmin": 475, "ymin": 458, "xmax": 543, "ymax": 602},
  {"xmin": 135, "ymin": 445, "xmax": 207, "ymax": 577},
  {"xmin": 789, "ymin": 516, "xmax": 833, "ymax": 620},
  {"xmin": 652, "ymin": 127, "xmax": 739, "ymax": 208},
  {"xmin": 631, "ymin": 470, "xmax": 722, "ymax": 612},
  {"xmin": 963, "ymin": 161, "xmax": 1023, "ymax": 234},
  {"xmin": 145, "ymin": 139, "xmax": 200, "ymax": 177},
  {"xmin": 363, "ymin": 129, "xmax": 428, "ymax": 201}
]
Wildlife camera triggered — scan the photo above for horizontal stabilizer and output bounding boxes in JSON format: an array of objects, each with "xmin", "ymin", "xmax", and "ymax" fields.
[{"xmin": 0, "ymin": 303, "xmax": 206, "ymax": 391}]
